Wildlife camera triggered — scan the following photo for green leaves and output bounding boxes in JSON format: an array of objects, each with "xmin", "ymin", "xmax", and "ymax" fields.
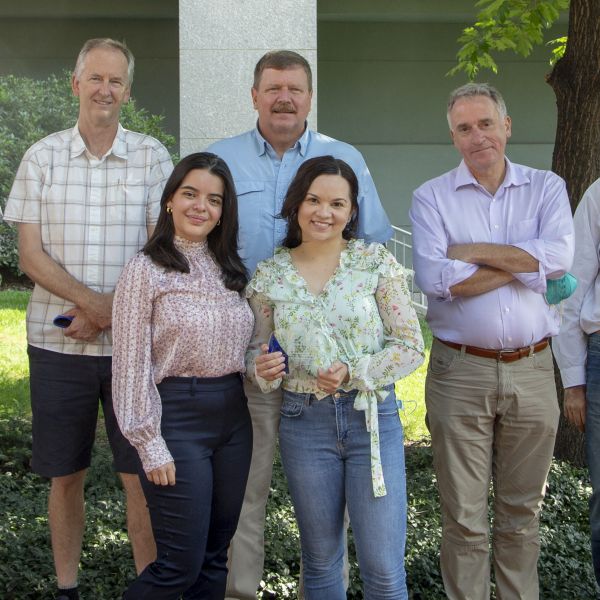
[
  {"xmin": 0, "ymin": 414, "xmax": 595, "ymax": 597},
  {"xmin": 449, "ymin": 0, "xmax": 569, "ymax": 80},
  {"xmin": 548, "ymin": 35, "xmax": 568, "ymax": 65}
]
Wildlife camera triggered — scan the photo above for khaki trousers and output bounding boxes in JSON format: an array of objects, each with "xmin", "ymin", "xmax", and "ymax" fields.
[
  {"xmin": 225, "ymin": 381, "xmax": 282, "ymax": 600},
  {"xmin": 426, "ymin": 339, "xmax": 559, "ymax": 600},
  {"xmin": 225, "ymin": 381, "xmax": 350, "ymax": 600}
]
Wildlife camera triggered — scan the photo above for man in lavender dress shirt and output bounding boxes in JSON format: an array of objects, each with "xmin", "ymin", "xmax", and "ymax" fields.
[{"xmin": 410, "ymin": 83, "xmax": 573, "ymax": 599}]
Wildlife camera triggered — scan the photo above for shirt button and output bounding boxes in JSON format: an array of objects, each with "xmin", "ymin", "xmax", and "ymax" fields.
[
  {"xmin": 334, "ymin": 393, "xmax": 340, "ymax": 399},
  {"xmin": 494, "ymin": 225, "xmax": 499, "ymax": 229},
  {"xmin": 508, "ymin": 336, "xmax": 513, "ymax": 342},
  {"xmin": 505, "ymin": 307, "xmax": 510, "ymax": 313}
]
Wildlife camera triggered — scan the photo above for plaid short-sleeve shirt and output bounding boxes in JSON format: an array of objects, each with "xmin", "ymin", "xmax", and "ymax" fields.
[{"xmin": 2, "ymin": 124, "xmax": 173, "ymax": 356}]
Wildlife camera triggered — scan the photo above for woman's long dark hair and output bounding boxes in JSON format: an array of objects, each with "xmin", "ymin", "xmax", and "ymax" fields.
[
  {"xmin": 280, "ymin": 155, "xmax": 359, "ymax": 249},
  {"xmin": 143, "ymin": 152, "xmax": 248, "ymax": 292}
]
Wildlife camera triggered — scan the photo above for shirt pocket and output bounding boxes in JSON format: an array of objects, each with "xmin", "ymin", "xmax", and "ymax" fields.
[
  {"xmin": 508, "ymin": 218, "xmax": 538, "ymax": 244},
  {"xmin": 235, "ymin": 180, "xmax": 265, "ymax": 228},
  {"xmin": 107, "ymin": 179, "xmax": 147, "ymax": 226}
]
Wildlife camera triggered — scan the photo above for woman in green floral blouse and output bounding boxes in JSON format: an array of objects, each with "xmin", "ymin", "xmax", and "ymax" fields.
[{"xmin": 245, "ymin": 155, "xmax": 425, "ymax": 599}]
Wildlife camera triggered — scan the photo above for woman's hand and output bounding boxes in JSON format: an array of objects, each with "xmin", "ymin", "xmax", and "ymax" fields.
[
  {"xmin": 146, "ymin": 461, "xmax": 176, "ymax": 486},
  {"xmin": 317, "ymin": 361, "xmax": 349, "ymax": 395},
  {"xmin": 255, "ymin": 343, "xmax": 287, "ymax": 381}
]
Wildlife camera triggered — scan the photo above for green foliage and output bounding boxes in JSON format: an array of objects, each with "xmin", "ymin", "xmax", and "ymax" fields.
[
  {"xmin": 539, "ymin": 461, "xmax": 596, "ymax": 598},
  {"xmin": 0, "ymin": 421, "xmax": 594, "ymax": 599},
  {"xmin": 548, "ymin": 35, "xmax": 568, "ymax": 64},
  {"xmin": 261, "ymin": 454, "xmax": 301, "ymax": 597},
  {"xmin": 0, "ymin": 72, "xmax": 176, "ymax": 276},
  {"xmin": 449, "ymin": 0, "xmax": 569, "ymax": 80}
]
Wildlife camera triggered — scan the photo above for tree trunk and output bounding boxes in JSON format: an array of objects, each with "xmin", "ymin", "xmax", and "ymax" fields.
[
  {"xmin": 548, "ymin": 0, "xmax": 600, "ymax": 208},
  {"xmin": 547, "ymin": 0, "xmax": 600, "ymax": 464}
]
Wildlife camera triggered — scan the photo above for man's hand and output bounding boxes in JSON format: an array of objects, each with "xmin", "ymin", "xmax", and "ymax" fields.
[
  {"xmin": 62, "ymin": 308, "xmax": 103, "ymax": 342},
  {"xmin": 147, "ymin": 461, "xmax": 176, "ymax": 486},
  {"xmin": 564, "ymin": 386, "xmax": 586, "ymax": 432},
  {"xmin": 317, "ymin": 361, "xmax": 349, "ymax": 395},
  {"xmin": 79, "ymin": 291, "xmax": 114, "ymax": 330}
]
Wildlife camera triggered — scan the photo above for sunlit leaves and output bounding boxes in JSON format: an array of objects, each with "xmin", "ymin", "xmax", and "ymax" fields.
[{"xmin": 449, "ymin": 0, "xmax": 569, "ymax": 80}]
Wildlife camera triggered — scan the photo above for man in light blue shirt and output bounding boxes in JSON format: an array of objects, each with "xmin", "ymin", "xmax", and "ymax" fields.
[{"xmin": 208, "ymin": 50, "xmax": 392, "ymax": 600}]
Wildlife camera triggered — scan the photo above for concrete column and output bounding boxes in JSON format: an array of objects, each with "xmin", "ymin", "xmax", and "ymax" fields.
[{"xmin": 179, "ymin": 0, "xmax": 317, "ymax": 156}]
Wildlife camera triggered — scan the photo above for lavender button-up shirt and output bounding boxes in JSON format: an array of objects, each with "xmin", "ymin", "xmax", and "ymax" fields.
[{"xmin": 410, "ymin": 159, "xmax": 574, "ymax": 349}]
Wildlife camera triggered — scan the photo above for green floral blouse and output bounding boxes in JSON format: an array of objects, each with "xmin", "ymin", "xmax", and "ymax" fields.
[{"xmin": 246, "ymin": 239, "xmax": 425, "ymax": 497}]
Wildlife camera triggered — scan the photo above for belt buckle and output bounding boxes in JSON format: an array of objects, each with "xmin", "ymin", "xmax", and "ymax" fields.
[{"xmin": 497, "ymin": 348, "xmax": 517, "ymax": 361}]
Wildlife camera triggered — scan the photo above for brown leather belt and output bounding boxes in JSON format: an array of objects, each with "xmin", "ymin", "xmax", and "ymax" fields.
[{"xmin": 438, "ymin": 338, "xmax": 549, "ymax": 363}]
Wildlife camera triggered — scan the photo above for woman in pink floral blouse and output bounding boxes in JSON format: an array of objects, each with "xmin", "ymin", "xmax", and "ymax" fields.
[{"xmin": 112, "ymin": 153, "xmax": 254, "ymax": 599}]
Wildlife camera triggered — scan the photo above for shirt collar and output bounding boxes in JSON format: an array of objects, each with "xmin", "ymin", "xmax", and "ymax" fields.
[
  {"xmin": 70, "ymin": 123, "xmax": 127, "ymax": 161},
  {"xmin": 454, "ymin": 157, "xmax": 529, "ymax": 192},
  {"xmin": 252, "ymin": 122, "xmax": 310, "ymax": 157}
]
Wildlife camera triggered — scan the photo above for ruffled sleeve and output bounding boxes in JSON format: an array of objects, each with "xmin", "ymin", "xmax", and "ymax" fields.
[
  {"xmin": 245, "ymin": 258, "xmax": 282, "ymax": 393},
  {"xmin": 335, "ymin": 241, "xmax": 426, "ymax": 497},
  {"xmin": 345, "ymin": 243, "xmax": 425, "ymax": 390},
  {"xmin": 112, "ymin": 254, "xmax": 173, "ymax": 472}
]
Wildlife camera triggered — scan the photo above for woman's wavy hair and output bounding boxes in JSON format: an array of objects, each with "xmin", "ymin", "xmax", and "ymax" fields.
[
  {"xmin": 280, "ymin": 155, "xmax": 359, "ymax": 249},
  {"xmin": 143, "ymin": 152, "xmax": 248, "ymax": 292}
]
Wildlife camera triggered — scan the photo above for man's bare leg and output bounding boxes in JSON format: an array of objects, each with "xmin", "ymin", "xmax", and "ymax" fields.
[
  {"xmin": 49, "ymin": 470, "xmax": 87, "ymax": 588},
  {"xmin": 120, "ymin": 472, "xmax": 155, "ymax": 574}
]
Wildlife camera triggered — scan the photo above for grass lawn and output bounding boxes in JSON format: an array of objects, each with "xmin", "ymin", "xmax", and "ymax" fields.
[
  {"xmin": 0, "ymin": 290, "xmax": 596, "ymax": 598},
  {"xmin": 397, "ymin": 319, "xmax": 432, "ymax": 442},
  {"xmin": 0, "ymin": 290, "xmax": 29, "ymax": 416}
]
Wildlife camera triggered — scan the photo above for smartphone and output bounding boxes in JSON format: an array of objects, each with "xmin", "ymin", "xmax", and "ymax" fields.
[
  {"xmin": 268, "ymin": 333, "xmax": 289, "ymax": 374},
  {"xmin": 53, "ymin": 314, "xmax": 74, "ymax": 328}
]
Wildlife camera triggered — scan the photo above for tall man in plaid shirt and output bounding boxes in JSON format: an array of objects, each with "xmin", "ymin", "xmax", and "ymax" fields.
[{"xmin": 2, "ymin": 38, "xmax": 173, "ymax": 600}]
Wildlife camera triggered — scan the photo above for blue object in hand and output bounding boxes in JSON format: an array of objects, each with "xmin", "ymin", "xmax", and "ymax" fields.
[
  {"xmin": 268, "ymin": 333, "xmax": 289, "ymax": 374},
  {"xmin": 53, "ymin": 314, "xmax": 74, "ymax": 328},
  {"xmin": 545, "ymin": 273, "xmax": 577, "ymax": 305}
]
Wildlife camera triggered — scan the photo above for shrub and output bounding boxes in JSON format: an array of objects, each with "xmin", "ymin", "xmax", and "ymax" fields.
[
  {"xmin": 0, "ymin": 412, "xmax": 595, "ymax": 598},
  {"xmin": 0, "ymin": 72, "xmax": 177, "ymax": 276}
]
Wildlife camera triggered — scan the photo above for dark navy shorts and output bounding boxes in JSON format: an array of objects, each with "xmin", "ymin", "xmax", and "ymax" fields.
[{"xmin": 27, "ymin": 345, "xmax": 140, "ymax": 478}]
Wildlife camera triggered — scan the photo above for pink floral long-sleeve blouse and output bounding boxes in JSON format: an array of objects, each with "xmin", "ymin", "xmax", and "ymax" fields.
[{"xmin": 112, "ymin": 236, "xmax": 254, "ymax": 472}]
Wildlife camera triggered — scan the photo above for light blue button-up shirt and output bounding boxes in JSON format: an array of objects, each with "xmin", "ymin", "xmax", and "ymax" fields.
[{"xmin": 208, "ymin": 126, "xmax": 392, "ymax": 275}]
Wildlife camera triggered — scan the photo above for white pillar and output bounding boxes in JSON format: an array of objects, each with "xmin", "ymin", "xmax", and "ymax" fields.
[{"xmin": 179, "ymin": 0, "xmax": 317, "ymax": 156}]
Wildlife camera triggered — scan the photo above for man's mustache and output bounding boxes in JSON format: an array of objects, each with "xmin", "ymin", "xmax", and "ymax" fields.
[{"xmin": 272, "ymin": 102, "xmax": 296, "ymax": 114}]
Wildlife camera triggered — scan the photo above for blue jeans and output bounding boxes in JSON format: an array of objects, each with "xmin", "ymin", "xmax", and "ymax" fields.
[
  {"xmin": 586, "ymin": 333, "xmax": 600, "ymax": 587},
  {"xmin": 279, "ymin": 386, "xmax": 408, "ymax": 600}
]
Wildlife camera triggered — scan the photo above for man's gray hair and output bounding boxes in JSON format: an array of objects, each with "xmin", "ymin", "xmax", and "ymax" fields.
[
  {"xmin": 446, "ymin": 83, "xmax": 507, "ymax": 129},
  {"xmin": 74, "ymin": 38, "xmax": 135, "ymax": 86}
]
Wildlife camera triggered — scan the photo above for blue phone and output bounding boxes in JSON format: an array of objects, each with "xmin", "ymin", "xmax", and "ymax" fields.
[
  {"xmin": 53, "ymin": 314, "xmax": 74, "ymax": 328},
  {"xmin": 268, "ymin": 333, "xmax": 289, "ymax": 374}
]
